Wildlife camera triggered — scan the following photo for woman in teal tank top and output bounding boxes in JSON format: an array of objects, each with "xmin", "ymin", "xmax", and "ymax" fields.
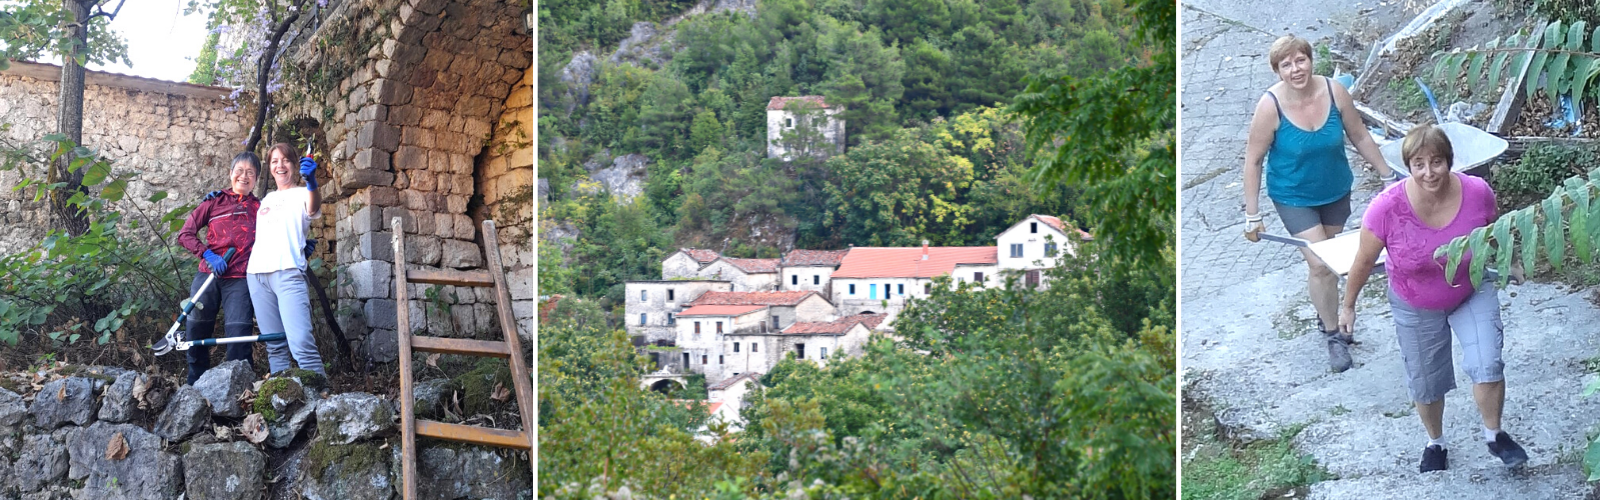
[{"xmin": 1240, "ymin": 35, "xmax": 1397, "ymax": 373}]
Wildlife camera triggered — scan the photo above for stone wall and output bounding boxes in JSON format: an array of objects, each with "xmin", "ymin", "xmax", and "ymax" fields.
[
  {"xmin": 0, "ymin": 61, "xmax": 249, "ymax": 254},
  {"xmin": 475, "ymin": 64, "xmax": 533, "ymax": 342}
]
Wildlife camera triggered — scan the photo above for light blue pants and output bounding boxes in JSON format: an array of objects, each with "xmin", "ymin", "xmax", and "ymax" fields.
[
  {"xmin": 1389, "ymin": 282, "xmax": 1505, "ymax": 404},
  {"xmin": 247, "ymin": 269, "xmax": 325, "ymax": 375}
]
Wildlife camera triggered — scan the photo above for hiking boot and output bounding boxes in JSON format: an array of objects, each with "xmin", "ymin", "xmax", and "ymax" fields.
[
  {"xmin": 1324, "ymin": 330, "xmax": 1352, "ymax": 373},
  {"xmin": 1487, "ymin": 432, "xmax": 1529, "ymax": 467},
  {"xmin": 1420, "ymin": 444, "xmax": 1448, "ymax": 473}
]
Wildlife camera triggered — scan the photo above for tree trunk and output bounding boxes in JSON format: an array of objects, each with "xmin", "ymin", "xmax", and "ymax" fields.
[{"xmin": 51, "ymin": 0, "xmax": 90, "ymax": 235}]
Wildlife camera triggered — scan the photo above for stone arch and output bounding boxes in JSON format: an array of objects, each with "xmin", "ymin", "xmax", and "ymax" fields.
[
  {"xmin": 649, "ymin": 379, "xmax": 684, "ymax": 395},
  {"xmin": 287, "ymin": 0, "xmax": 530, "ymax": 365}
]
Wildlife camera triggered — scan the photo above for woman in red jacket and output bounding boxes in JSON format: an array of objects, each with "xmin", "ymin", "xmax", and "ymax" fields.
[{"xmin": 171, "ymin": 152, "xmax": 262, "ymax": 385}]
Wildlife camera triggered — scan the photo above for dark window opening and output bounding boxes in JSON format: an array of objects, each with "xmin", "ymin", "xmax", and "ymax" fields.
[
  {"xmin": 796, "ymin": 344, "xmax": 806, "ymax": 359},
  {"xmin": 683, "ymin": 353, "xmax": 690, "ymax": 366},
  {"xmin": 813, "ymin": 275, "xmax": 820, "ymax": 285},
  {"xmin": 639, "ymin": 313, "xmax": 647, "ymax": 326},
  {"xmin": 1030, "ymin": 222, "xmax": 1038, "ymax": 233},
  {"xmin": 695, "ymin": 322, "xmax": 701, "ymax": 334},
  {"xmin": 719, "ymin": 355, "xmax": 724, "ymax": 364},
  {"xmin": 702, "ymin": 355, "xmax": 708, "ymax": 364},
  {"xmin": 897, "ymin": 284, "xmax": 904, "ymax": 295},
  {"xmin": 792, "ymin": 275, "xmax": 798, "ymax": 285},
  {"xmin": 753, "ymin": 343, "xmax": 759, "ymax": 352},
  {"xmin": 716, "ymin": 321, "xmax": 723, "ymax": 333},
  {"xmin": 668, "ymin": 289, "xmax": 675, "ymax": 300},
  {"xmin": 849, "ymin": 284, "xmax": 856, "ymax": 294},
  {"xmin": 975, "ymin": 272, "xmax": 984, "ymax": 282}
]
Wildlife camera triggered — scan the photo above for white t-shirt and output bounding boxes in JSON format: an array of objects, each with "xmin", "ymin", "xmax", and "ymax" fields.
[{"xmin": 248, "ymin": 187, "xmax": 319, "ymax": 274}]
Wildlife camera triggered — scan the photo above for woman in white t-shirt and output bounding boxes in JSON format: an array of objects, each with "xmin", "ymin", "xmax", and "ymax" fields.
[{"xmin": 246, "ymin": 142, "xmax": 325, "ymax": 376}]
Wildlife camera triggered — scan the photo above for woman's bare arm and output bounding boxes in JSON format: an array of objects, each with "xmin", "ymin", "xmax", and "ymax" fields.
[{"xmin": 1332, "ymin": 79, "xmax": 1395, "ymax": 178}]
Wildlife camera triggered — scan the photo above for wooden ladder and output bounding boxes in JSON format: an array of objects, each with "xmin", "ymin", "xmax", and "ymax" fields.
[{"xmin": 391, "ymin": 218, "xmax": 534, "ymax": 497}]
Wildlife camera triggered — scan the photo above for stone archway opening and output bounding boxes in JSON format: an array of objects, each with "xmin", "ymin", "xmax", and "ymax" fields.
[{"xmin": 650, "ymin": 379, "xmax": 684, "ymax": 395}]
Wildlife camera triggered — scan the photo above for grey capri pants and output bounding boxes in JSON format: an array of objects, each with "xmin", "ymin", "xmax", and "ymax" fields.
[{"xmin": 1388, "ymin": 281, "xmax": 1505, "ymax": 404}]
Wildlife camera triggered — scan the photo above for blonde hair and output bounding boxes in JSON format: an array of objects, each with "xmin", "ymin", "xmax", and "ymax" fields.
[
  {"xmin": 1268, "ymin": 35, "xmax": 1314, "ymax": 71},
  {"xmin": 1401, "ymin": 123, "xmax": 1453, "ymax": 169},
  {"xmin": 266, "ymin": 142, "xmax": 301, "ymax": 185}
]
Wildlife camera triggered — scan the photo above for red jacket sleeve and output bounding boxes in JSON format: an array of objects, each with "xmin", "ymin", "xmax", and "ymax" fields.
[{"xmin": 177, "ymin": 199, "xmax": 213, "ymax": 258}]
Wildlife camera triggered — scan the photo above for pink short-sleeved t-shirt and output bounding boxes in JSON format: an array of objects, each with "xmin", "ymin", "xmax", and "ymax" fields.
[{"xmin": 1363, "ymin": 173, "xmax": 1496, "ymax": 310}]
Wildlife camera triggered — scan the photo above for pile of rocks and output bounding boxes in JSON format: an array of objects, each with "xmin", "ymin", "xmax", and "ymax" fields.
[{"xmin": 0, "ymin": 360, "xmax": 531, "ymax": 499}]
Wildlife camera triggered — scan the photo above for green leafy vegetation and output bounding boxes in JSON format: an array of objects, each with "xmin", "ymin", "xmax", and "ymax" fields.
[{"xmin": 1182, "ymin": 427, "xmax": 1328, "ymax": 500}]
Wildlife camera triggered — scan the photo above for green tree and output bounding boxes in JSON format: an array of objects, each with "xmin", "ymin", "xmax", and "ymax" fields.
[
  {"xmin": 689, "ymin": 109, "xmax": 725, "ymax": 154},
  {"xmin": 823, "ymin": 128, "xmax": 975, "ymax": 246}
]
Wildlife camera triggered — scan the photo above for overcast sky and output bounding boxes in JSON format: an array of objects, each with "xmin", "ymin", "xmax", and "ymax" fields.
[{"xmin": 92, "ymin": 0, "xmax": 212, "ymax": 83}]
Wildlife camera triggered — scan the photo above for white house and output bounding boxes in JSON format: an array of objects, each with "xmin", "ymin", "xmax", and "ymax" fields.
[
  {"xmin": 676, "ymin": 304, "xmax": 775, "ymax": 384},
  {"xmin": 766, "ymin": 96, "xmax": 845, "ymax": 160},
  {"xmin": 995, "ymin": 214, "xmax": 1090, "ymax": 288},
  {"xmin": 830, "ymin": 244, "xmax": 999, "ymax": 321},
  {"xmin": 697, "ymin": 256, "xmax": 782, "ymax": 291},
  {"xmin": 623, "ymin": 280, "xmax": 734, "ymax": 344},
  {"xmin": 684, "ymin": 290, "xmax": 836, "ymax": 331},
  {"xmin": 663, "ymin": 248, "xmax": 722, "ymax": 279},
  {"xmin": 780, "ymin": 249, "xmax": 849, "ymax": 295}
]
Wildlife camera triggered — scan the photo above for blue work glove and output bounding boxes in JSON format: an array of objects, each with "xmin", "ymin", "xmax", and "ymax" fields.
[
  {"xmin": 202, "ymin": 249, "xmax": 227, "ymax": 276},
  {"xmin": 203, "ymin": 189, "xmax": 227, "ymax": 201},
  {"xmin": 299, "ymin": 156, "xmax": 318, "ymax": 190},
  {"xmin": 303, "ymin": 239, "xmax": 317, "ymax": 258}
]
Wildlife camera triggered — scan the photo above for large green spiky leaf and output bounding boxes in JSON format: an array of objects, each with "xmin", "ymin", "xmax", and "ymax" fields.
[
  {"xmin": 1569, "ymin": 177, "xmax": 1592, "ymax": 262},
  {"xmin": 1493, "ymin": 217, "xmax": 1514, "ymax": 288},
  {"xmin": 1467, "ymin": 226, "xmax": 1492, "ymax": 288},
  {"xmin": 1529, "ymin": 49, "xmax": 1551, "ymax": 101},
  {"xmin": 1544, "ymin": 194, "xmax": 1566, "ymax": 273},
  {"xmin": 1518, "ymin": 208, "xmax": 1539, "ymax": 274},
  {"xmin": 1443, "ymin": 235, "xmax": 1468, "ymax": 287},
  {"xmin": 1571, "ymin": 56, "xmax": 1596, "ymax": 115},
  {"xmin": 1469, "ymin": 47, "xmax": 1486, "ymax": 95},
  {"xmin": 1489, "ymin": 39, "xmax": 1512, "ymax": 95},
  {"xmin": 1548, "ymin": 51, "xmax": 1570, "ymax": 100}
]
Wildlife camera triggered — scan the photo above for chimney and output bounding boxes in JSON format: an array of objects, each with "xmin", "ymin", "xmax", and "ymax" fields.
[{"xmin": 921, "ymin": 240, "xmax": 929, "ymax": 260}]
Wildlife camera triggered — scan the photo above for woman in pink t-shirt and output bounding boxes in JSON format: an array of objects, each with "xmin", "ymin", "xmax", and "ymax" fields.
[{"xmin": 1339, "ymin": 124, "xmax": 1526, "ymax": 473}]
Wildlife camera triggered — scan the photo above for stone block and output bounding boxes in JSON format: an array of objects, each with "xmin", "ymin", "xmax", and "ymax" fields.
[
  {"xmin": 407, "ymin": 301, "xmax": 428, "ymax": 333},
  {"xmin": 450, "ymin": 153, "xmax": 474, "ymax": 174},
  {"xmin": 193, "ymin": 359, "xmax": 253, "ymax": 417},
  {"xmin": 31, "ymin": 378, "xmax": 97, "ymax": 429},
  {"xmin": 184, "ymin": 442, "xmax": 266, "ymax": 500},
  {"xmin": 435, "ymin": 213, "xmax": 454, "ymax": 238},
  {"xmin": 356, "ymin": 121, "xmax": 400, "ymax": 152},
  {"xmin": 374, "ymin": 79, "xmax": 413, "ymax": 106},
  {"xmin": 0, "ymin": 387, "xmax": 26, "ymax": 431},
  {"xmin": 410, "ymin": 170, "xmax": 436, "ymax": 192},
  {"xmin": 385, "ymin": 207, "xmax": 415, "ymax": 233},
  {"xmin": 347, "ymin": 84, "xmax": 369, "ymax": 109},
  {"xmin": 407, "ymin": 235, "xmax": 442, "ymax": 266},
  {"xmin": 412, "ymin": 0, "xmax": 446, "ymax": 16},
  {"xmin": 509, "ymin": 271, "xmax": 533, "ymax": 300},
  {"xmin": 15, "ymin": 430, "xmax": 71, "ymax": 493},
  {"xmin": 350, "ymin": 205, "xmax": 385, "ymax": 235},
  {"xmin": 394, "ymin": 145, "xmax": 425, "ymax": 170},
  {"xmin": 421, "ymin": 110, "xmax": 450, "ymax": 130},
  {"xmin": 473, "ymin": 303, "xmax": 496, "ymax": 334},
  {"xmin": 446, "ymin": 195, "xmax": 468, "ymax": 213},
  {"xmin": 403, "ymin": 190, "xmax": 430, "ymax": 211},
  {"xmin": 435, "ymin": 172, "xmax": 453, "ymax": 193},
  {"xmin": 345, "ymin": 168, "xmax": 397, "ymax": 191},
  {"xmin": 357, "ymin": 103, "xmax": 387, "ymax": 122},
  {"xmin": 499, "ymin": 50, "xmax": 532, "ymax": 72},
  {"xmin": 393, "ymin": 170, "xmax": 411, "ymax": 190},
  {"xmin": 409, "ymin": 67, "xmax": 438, "ymax": 89},
  {"xmin": 364, "ymin": 299, "xmax": 398, "ymax": 330},
  {"xmin": 454, "ymin": 214, "xmax": 475, "ymax": 240},
  {"xmin": 392, "ymin": 105, "xmax": 424, "ymax": 126},
  {"xmin": 358, "ymin": 231, "xmax": 394, "ymax": 262},
  {"xmin": 412, "ymin": 208, "xmax": 437, "ymax": 235},
  {"xmin": 69, "ymin": 423, "xmax": 183, "ymax": 499},
  {"xmin": 365, "ymin": 329, "xmax": 398, "ymax": 363},
  {"xmin": 98, "ymin": 372, "xmax": 148, "ymax": 423},
  {"xmin": 346, "ymin": 260, "xmax": 393, "ymax": 299},
  {"xmin": 352, "ymin": 148, "xmax": 391, "ymax": 172},
  {"xmin": 453, "ymin": 174, "xmax": 475, "ymax": 195},
  {"xmin": 450, "ymin": 305, "xmax": 475, "ymax": 336},
  {"xmin": 442, "ymin": 239, "xmax": 482, "ymax": 269},
  {"xmin": 152, "ymin": 386, "xmax": 210, "ymax": 441},
  {"xmin": 314, "ymin": 393, "xmax": 394, "ymax": 445}
]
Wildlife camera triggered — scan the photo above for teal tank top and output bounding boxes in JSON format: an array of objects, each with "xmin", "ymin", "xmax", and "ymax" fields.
[{"xmin": 1265, "ymin": 77, "xmax": 1353, "ymax": 207}]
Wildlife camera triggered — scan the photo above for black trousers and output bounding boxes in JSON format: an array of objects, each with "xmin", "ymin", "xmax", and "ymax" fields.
[{"xmin": 186, "ymin": 272, "xmax": 255, "ymax": 385}]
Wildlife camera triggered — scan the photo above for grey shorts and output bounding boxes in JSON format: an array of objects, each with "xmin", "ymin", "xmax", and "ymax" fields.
[
  {"xmin": 1389, "ymin": 282, "xmax": 1505, "ymax": 404},
  {"xmin": 1272, "ymin": 192, "xmax": 1352, "ymax": 235}
]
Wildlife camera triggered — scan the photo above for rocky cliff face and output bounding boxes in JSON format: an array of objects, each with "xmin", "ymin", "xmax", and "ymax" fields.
[{"xmin": 0, "ymin": 362, "xmax": 531, "ymax": 499}]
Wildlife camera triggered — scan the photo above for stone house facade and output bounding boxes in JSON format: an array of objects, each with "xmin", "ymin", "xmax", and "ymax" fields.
[
  {"xmin": 696, "ymin": 256, "xmax": 781, "ymax": 291},
  {"xmin": 662, "ymin": 247, "xmax": 721, "ymax": 279},
  {"xmin": 676, "ymin": 304, "xmax": 773, "ymax": 384},
  {"xmin": 765, "ymin": 96, "xmax": 844, "ymax": 160},
  {"xmin": 779, "ymin": 249, "xmax": 848, "ymax": 295},
  {"xmin": 624, "ymin": 280, "xmax": 732, "ymax": 343}
]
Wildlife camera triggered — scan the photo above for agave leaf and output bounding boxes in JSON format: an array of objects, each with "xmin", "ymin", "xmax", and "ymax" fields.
[
  {"xmin": 1468, "ymin": 227, "xmax": 1491, "ymax": 288},
  {"xmin": 1493, "ymin": 217, "xmax": 1514, "ymax": 288},
  {"xmin": 1544, "ymin": 195, "xmax": 1567, "ymax": 273},
  {"xmin": 1518, "ymin": 208, "xmax": 1539, "ymax": 274},
  {"xmin": 1570, "ymin": 177, "xmax": 1592, "ymax": 262}
]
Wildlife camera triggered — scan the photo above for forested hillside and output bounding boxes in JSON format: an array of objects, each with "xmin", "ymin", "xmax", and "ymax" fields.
[{"xmin": 536, "ymin": 0, "xmax": 1141, "ymax": 303}]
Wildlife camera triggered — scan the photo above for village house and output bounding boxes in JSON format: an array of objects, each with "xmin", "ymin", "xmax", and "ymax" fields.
[
  {"xmin": 995, "ymin": 214, "xmax": 1091, "ymax": 288},
  {"xmin": 780, "ymin": 249, "xmax": 849, "ymax": 295},
  {"xmin": 696, "ymin": 256, "xmax": 782, "ymax": 291},
  {"xmin": 685, "ymin": 291, "xmax": 836, "ymax": 331},
  {"xmin": 766, "ymin": 96, "xmax": 845, "ymax": 160},
  {"xmin": 830, "ymin": 244, "xmax": 999, "ymax": 321},
  {"xmin": 624, "ymin": 280, "xmax": 733, "ymax": 343},
  {"xmin": 675, "ymin": 304, "xmax": 774, "ymax": 384},
  {"xmin": 662, "ymin": 248, "xmax": 722, "ymax": 279}
]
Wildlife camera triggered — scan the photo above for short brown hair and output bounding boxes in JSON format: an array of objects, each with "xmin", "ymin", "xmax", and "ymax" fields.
[
  {"xmin": 1401, "ymin": 123, "xmax": 1454, "ymax": 169},
  {"xmin": 1268, "ymin": 35, "xmax": 1313, "ymax": 71}
]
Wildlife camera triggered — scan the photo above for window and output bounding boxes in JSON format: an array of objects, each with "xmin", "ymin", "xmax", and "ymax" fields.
[
  {"xmin": 869, "ymin": 284, "xmax": 877, "ymax": 299},
  {"xmin": 796, "ymin": 344, "xmax": 806, "ymax": 359},
  {"xmin": 753, "ymin": 343, "xmax": 759, "ymax": 352},
  {"xmin": 695, "ymin": 322, "xmax": 702, "ymax": 334},
  {"xmin": 792, "ymin": 275, "xmax": 798, "ymax": 285},
  {"xmin": 719, "ymin": 355, "xmax": 724, "ymax": 364},
  {"xmin": 897, "ymin": 284, "xmax": 904, "ymax": 295},
  {"xmin": 1045, "ymin": 242, "xmax": 1058, "ymax": 257},
  {"xmin": 683, "ymin": 353, "xmax": 689, "ymax": 366},
  {"xmin": 716, "ymin": 321, "xmax": 723, "ymax": 333},
  {"xmin": 772, "ymin": 316, "xmax": 780, "ymax": 329},
  {"xmin": 813, "ymin": 275, "xmax": 820, "ymax": 285},
  {"xmin": 641, "ymin": 290, "xmax": 648, "ymax": 302},
  {"xmin": 639, "ymin": 313, "xmax": 647, "ymax": 326},
  {"xmin": 1031, "ymin": 222, "xmax": 1038, "ymax": 233},
  {"xmin": 667, "ymin": 313, "xmax": 675, "ymax": 325},
  {"xmin": 1010, "ymin": 244, "xmax": 1023, "ymax": 258},
  {"xmin": 820, "ymin": 347, "xmax": 828, "ymax": 360},
  {"xmin": 786, "ymin": 117, "xmax": 793, "ymax": 128},
  {"xmin": 668, "ymin": 289, "xmax": 675, "ymax": 301},
  {"xmin": 849, "ymin": 284, "xmax": 856, "ymax": 295},
  {"xmin": 924, "ymin": 283, "xmax": 931, "ymax": 295},
  {"xmin": 734, "ymin": 342, "xmax": 740, "ymax": 352},
  {"xmin": 702, "ymin": 355, "xmax": 708, "ymax": 364},
  {"xmin": 975, "ymin": 272, "xmax": 984, "ymax": 282}
]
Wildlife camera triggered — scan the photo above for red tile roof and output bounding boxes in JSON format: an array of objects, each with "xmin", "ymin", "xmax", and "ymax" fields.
[
  {"xmin": 680, "ymin": 248, "xmax": 720, "ymax": 263},
  {"xmin": 783, "ymin": 313, "xmax": 887, "ymax": 334},
  {"xmin": 831, "ymin": 246, "xmax": 997, "ymax": 278},
  {"xmin": 767, "ymin": 95, "xmax": 831, "ymax": 110},
  {"xmin": 689, "ymin": 291, "xmax": 818, "ymax": 306},
  {"xmin": 677, "ymin": 305, "xmax": 766, "ymax": 317},
  {"xmin": 782, "ymin": 249, "xmax": 849, "ymax": 267},
  {"xmin": 721, "ymin": 257, "xmax": 781, "ymax": 274},
  {"xmin": 671, "ymin": 400, "xmax": 722, "ymax": 414},
  {"xmin": 1031, "ymin": 215, "xmax": 1092, "ymax": 240},
  {"xmin": 708, "ymin": 372, "xmax": 762, "ymax": 391}
]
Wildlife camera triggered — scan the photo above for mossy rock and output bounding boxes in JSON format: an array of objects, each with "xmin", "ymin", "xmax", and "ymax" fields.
[
  {"xmin": 304, "ymin": 437, "xmax": 389, "ymax": 481},
  {"xmin": 253, "ymin": 378, "xmax": 305, "ymax": 422},
  {"xmin": 272, "ymin": 368, "xmax": 327, "ymax": 390},
  {"xmin": 449, "ymin": 359, "xmax": 514, "ymax": 416}
]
